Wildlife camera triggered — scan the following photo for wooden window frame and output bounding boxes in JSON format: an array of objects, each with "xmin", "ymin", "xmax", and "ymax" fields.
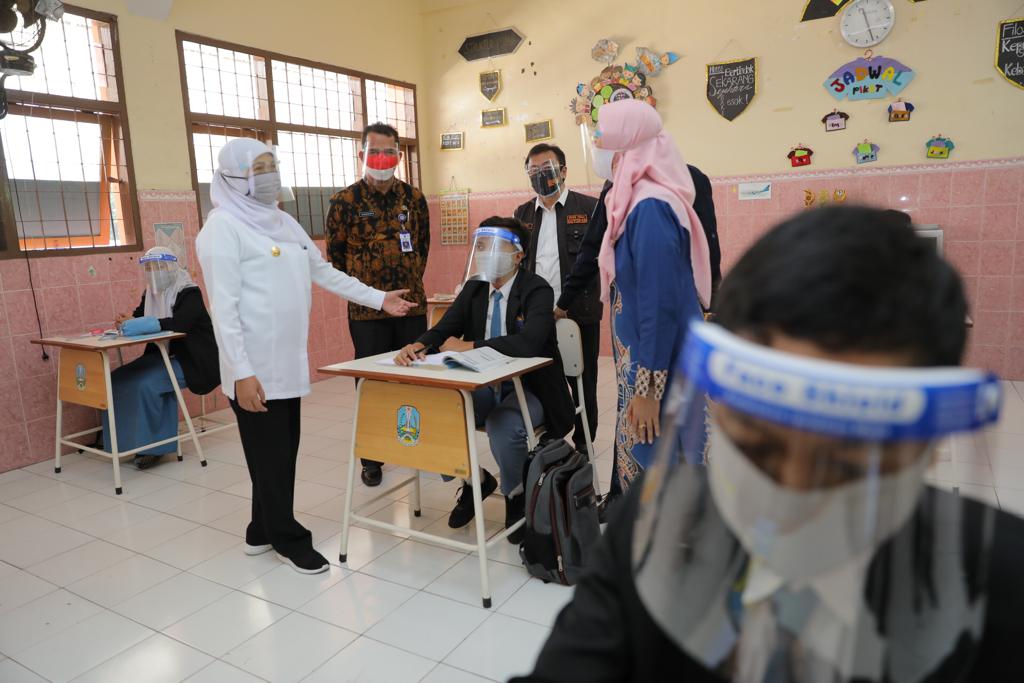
[
  {"xmin": 176, "ymin": 31, "xmax": 421, "ymax": 238},
  {"xmin": 0, "ymin": 4, "xmax": 142, "ymax": 259}
]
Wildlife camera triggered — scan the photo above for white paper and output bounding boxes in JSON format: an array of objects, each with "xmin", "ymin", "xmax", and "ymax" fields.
[
  {"xmin": 738, "ymin": 182, "xmax": 772, "ymax": 201},
  {"xmin": 374, "ymin": 348, "xmax": 514, "ymax": 372}
]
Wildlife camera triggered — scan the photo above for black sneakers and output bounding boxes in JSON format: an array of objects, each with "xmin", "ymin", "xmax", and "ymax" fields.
[
  {"xmin": 134, "ymin": 454, "xmax": 162, "ymax": 470},
  {"xmin": 361, "ymin": 465, "xmax": 383, "ymax": 487},
  {"xmin": 505, "ymin": 493, "xmax": 526, "ymax": 544},
  {"xmin": 277, "ymin": 548, "xmax": 330, "ymax": 574},
  {"xmin": 448, "ymin": 469, "xmax": 498, "ymax": 529}
]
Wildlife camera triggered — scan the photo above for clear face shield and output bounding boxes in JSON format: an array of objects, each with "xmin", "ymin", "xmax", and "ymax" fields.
[
  {"xmin": 139, "ymin": 250, "xmax": 180, "ymax": 294},
  {"xmin": 632, "ymin": 320, "xmax": 1002, "ymax": 682},
  {"xmin": 220, "ymin": 145, "xmax": 293, "ymax": 204},
  {"xmin": 526, "ymin": 158, "xmax": 564, "ymax": 198},
  {"xmin": 362, "ymin": 142, "xmax": 402, "ymax": 182},
  {"xmin": 462, "ymin": 227, "xmax": 523, "ymax": 284}
]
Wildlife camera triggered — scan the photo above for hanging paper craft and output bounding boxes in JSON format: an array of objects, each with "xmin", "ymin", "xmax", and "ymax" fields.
[
  {"xmin": 822, "ymin": 109, "xmax": 850, "ymax": 131},
  {"xmin": 439, "ymin": 188, "xmax": 470, "ymax": 246},
  {"xmin": 888, "ymin": 98, "xmax": 914, "ymax": 122},
  {"xmin": 996, "ymin": 18, "xmax": 1024, "ymax": 91},
  {"xmin": 707, "ymin": 58, "xmax": 757, "ymax": 121},
  {"xmin": 926, "ymin": 135, "xmax": 955, "ymax": 159},
  {"xmin": 591, "ymin": 38, "xmax": 619, "ymax": 64},
  {"xmin": 853, "ymin": 140, "xmax": 880, "ymax": 163},
  {"xmin": 801, "ymin": 0, "xmax": 852, "ymax": 22},
  {"xmin": 569, "ymin": 45, "xmax": 678, "ymax": 126},
  {"xmin": 788, "ymin": 145, "xmax": 814, "ymax": 168},
  {"xmin": 825, "ymin": 54, "xmax": 915, "ymax": 100}
]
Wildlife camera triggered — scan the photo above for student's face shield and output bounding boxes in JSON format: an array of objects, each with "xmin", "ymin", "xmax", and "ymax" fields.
[
  {"xmin": 463, "ymin": 226, "xmax": 524, "ymax": 284},
  {"xmin": 139, "ymin": 249, "xmax": 180, "ymax": 293},
  {"xmin": 631, "ymin": 320, "xmax": 1002, "ymax": 681}
]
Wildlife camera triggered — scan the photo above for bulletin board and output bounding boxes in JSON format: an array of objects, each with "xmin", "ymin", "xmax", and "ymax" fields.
[{"xmin": 439, "ymin": 189, "xmax": 470, "ymax": 245}]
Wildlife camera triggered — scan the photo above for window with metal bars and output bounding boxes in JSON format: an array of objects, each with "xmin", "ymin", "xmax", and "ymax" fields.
[
  {"xmin": 0, "ymin": 6, "xmax": 140, "ymax": 257},
  {"xmin": 177, "ymin": 33, "xmax": 420, "ymax": 239}
]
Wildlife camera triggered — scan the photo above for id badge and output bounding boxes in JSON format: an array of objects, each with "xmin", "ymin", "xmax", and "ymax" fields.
[{"xmin": 399, "ymin": 230, "xmax": 413, "ymax": 253}]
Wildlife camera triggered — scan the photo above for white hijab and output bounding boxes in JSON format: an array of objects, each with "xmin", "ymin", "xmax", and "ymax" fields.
[
  {"xmin": 142, "ymin": 246, "xmax": 199, "ymax": 319},
  {"xmin": 209, "ymin": 138, "xmax": 310, "ymax": 246}
]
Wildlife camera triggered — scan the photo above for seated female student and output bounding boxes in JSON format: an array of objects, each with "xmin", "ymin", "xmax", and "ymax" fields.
[{"xmin": 104, "ymin": 246, "xmax": 220, "ymax": 469}]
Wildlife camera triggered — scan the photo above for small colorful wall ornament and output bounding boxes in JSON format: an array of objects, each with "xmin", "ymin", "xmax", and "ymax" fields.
[
  {"xmin": 853, "ymin": 139, "xmax": 880, "ymax": 163},
  {"xmin": 822, "ymin": 109, "xmax": 850, "ymax": 131},
  {"xmin": 788, "ymin": 144, "xmax": 814, "ymax": 168},
  {"xmin": 633, "ymin": 47, "xmax": 679, "ymax": 77},
  {"xmin": 888, "ymin": 98, "xmax": 914, "ymax": 122},
  {"xmin": 926, "ymin": 134, "xmax": 955, "ymax": 159},
  {"xmin": 591, "ymin": 38, "xmax": 619, "ymax": 64},
  {"xmin": 804, "ymin": 188, "xmax": 850, "ymax": 209},
  {"xmin": 568, "ymin": 45, "xmax": 678, "ymax": 126},
  {"xmin": 825, "ymin": 52, "xmax": 915, "ymax": 100}
]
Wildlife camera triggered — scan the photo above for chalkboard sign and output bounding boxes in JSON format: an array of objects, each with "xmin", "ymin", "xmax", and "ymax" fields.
[
  {"xmin": 459, "ymin": 28, "xmax": 524, "ymax": 62},
  {"xmin": 440, "ymin": 132, "xmax": 464, "ymax": 151},
  {"xmin": 997, "ymin": 18, "xmax": 1024, "ymax": 91},
  {"xmin": 524, "ymin": 120, "xmax": 552, "ymax": 143},
  {"xmin": 707, "ymin": 58, "xmax": 756, "ymax": 121},
  {"xmin": 479, "ymin": 70, "xmax": 501, "ymax": 101},
  {"xmin": 801, "ymin": 0, "xmax": 850, "ymax": 22},
  {"xmin": 481, "ymin": 108, "xmax": 507, "ymax": 128}
]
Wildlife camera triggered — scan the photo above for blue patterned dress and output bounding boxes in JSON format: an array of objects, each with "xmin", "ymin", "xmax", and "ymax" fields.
[{"xmin": 610, "ymin": 198, "xmax": 704, "ymax": 493}]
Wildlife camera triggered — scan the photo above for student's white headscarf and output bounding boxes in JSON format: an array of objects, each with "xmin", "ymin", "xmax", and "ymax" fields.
[
  {"xmin": 209, "ymin": 138, "xmax": 310, "ymax": 246},
  {"xmin": 141, "ymin": 246, "xmax": 198, "ymax": 319}
]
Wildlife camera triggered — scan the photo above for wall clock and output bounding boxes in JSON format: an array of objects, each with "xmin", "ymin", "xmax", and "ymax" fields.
[{"xmin": 841, "ymin": 0, "xmax": 896, "ymax": 48}]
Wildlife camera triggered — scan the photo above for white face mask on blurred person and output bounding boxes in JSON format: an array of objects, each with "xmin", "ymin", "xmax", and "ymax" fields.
[
  {"xmin": 475, "ymin": 251, "xmax": 516, "ymax": 282},
  {"xmin": 591, "ymin": 147, "xmax": 616, "ymax": 181},
  {"xmin": 707, "ymin": 423, "xmax": 932, "ymax": 583},
  {"xmin": 151, "ymin": 270, "xmax": 176, "ymax": 292},
  {"xmin": 249, "ymin": 171, "xmax": 283, "ymax": 205}
]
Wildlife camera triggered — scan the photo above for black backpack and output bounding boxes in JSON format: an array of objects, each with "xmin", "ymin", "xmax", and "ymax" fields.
[{"xmin": 519, "ymin": 439, "xmax": 601, "ymax": 585}]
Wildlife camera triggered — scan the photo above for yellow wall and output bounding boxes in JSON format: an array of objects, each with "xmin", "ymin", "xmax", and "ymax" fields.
[
  {"xmin": 69, "ymin": 0, "xmax": 426, "ymax": 190},
  {"xmin": 419, "ymin": 0, "xmax": 1024, "ymax": 194}
]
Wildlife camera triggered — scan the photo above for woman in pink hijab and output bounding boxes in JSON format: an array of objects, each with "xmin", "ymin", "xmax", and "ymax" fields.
[{"xmin": 590, "ymin": 99, "xmax": 712, "ymax": 493}]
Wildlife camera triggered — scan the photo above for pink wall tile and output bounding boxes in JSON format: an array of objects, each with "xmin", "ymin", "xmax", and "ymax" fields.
[
  {"xmin": 980, "ymin": 242, "xmax": 1016, "ymax": 277},
  {"xmin": 965, "ymin": 344, "xmax": 1007, "ymax": 375},
  {"xmin": 0, "ymin": 260, "xmax": 31, "ymax": 292},
  {"xmin": 977, "ymin": 277, "xmax": 1012, "ymax": 312},
  {"xmin": 919, "ymin": 172, "xmax": 952, "ymax": 208},
  {"xmin": 0, "ymin": 378, "xmax": 25, "ymax": 428},
  {"xmin": 1010, "ymin": 312, "xmax": 1024, "ymax": 343},
  {"xmin": 1004, "ymin": 348, "xmax": 1024, "ymax": 381},
  {"xmin": 1012, "ymin": 277, "xmax": 1024, "ymax": 312},
  {"xmin": 946, "ymin": 242, "xmax": 981, "ymax": 277},
  {"xmin": 0, "ymin": 422, "xmax": 32, "ymax": 472},
  {"xmin": 18, "ymin": 376, "xmax": 56, "ymax": 423},
  {"xmin": 887, "ymin": 173, "xmax": 922, "ymax": 210},
  {"xmin": 72, "ymin": 255, "xmax": 112, "ymax": 284},
  {"xmin": 78, "ymin": 284, "xmax": 116, "ymax": 329},
  {"xmin": 950, "ymin": 170, "xmax": 986, "ymax": 206},
  {"xmin": 985, "ymin": 167, "xmax": 1022, "ymax": 206},
  {"xmin": 4, "ymin": 290, "xmax": 43, "ymax": 337},
  {"xmin": 41, "ymin": 286, "xmax": 82, "ymax": 332},
  {"xmin": 971, "ymin": 311, "xmax": 1010, "ymax": 345},
  {"xmin": 38, "ymin": 257, "xmax": 76, "ymax": 289},
  {"xmin": 12, "ymin": 335, "xmax": 55, "ymax": 380},
  {"xmin": 981, "ymin": 205, "xmax": 1018, "ymax": 241},
  {"xmin": 946, "ymin": 207, "xmax": 982, "ymax": 242}
]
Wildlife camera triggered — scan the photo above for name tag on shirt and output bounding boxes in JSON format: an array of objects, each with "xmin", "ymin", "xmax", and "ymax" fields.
[
  {"xmin": 359, "ymin": 210, "xmax": 376, "ymax": 218},
  {"xmin": 399, "ymin": 231, "xmax": 413, "ymax": 253},
  {"xmin": 566, "ymin": 214, "xmax": 589, "ymax": 225}
]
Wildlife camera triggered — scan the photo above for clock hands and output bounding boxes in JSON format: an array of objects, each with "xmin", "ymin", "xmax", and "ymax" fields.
[{"xmin": 861, "ymin": 7, "xmax": 877, "ymax": 42}]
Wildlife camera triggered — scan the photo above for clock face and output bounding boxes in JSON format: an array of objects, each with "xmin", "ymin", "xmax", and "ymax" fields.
[{"xmin": 841, "ymin": 0, "xmax": 896, "ymax": 48}]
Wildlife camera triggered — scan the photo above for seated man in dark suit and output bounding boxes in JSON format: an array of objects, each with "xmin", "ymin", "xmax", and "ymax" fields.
[{"xmin": 396, "ymin": 217, "xmax": 574, "ymax": 543}]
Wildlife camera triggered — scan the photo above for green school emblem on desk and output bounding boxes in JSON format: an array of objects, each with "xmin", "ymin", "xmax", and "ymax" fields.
[
  {"xmin": 397, "ymin": 405, "xmax": 421, "ymax": 446},
  {"xmin": 75, "ymin": 364, "xmax": 86, "ymax": 390}
]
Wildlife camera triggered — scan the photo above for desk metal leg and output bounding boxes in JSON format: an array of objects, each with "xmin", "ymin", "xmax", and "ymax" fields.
[
  {"xmin": 156, "ymin": 342, "xmax": 207, "ymax": 468},
  {"xmin": 511, "ymin": 377, "xmax": 539, "ymax": 452},
  {"xmin": 339, "ymin": 379, "xmax": 363, "ymax": 564},
  {"xmin": 412, "ymin": 471, "xmax": 422, "ymax": 517},
  {"xmin": 54, "ymin": 397, "xmax": 63, "ymax": 474},
  {"xmin": 462, "ymin": 388, "xmax": 492, "ymax": 608},
  {"xmin": 101, "ymin": 354, "xmax": 123, "ymax": 495}
]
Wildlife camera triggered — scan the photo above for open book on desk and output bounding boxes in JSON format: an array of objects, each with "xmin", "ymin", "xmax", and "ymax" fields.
[{"xmin": 376, "ymin": 346, "xmax": 515, "ymax": 372}]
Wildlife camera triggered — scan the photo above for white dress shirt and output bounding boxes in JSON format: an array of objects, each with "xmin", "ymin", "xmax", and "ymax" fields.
[
  {"xmin": 534, "ymin": 188, "xmax": 568, "ymax": 303},
  {"xmin": 484, "ymin": 276, "xmax": 516, "ymax": 339},
  {"xmin": 196, "ymin": 211, "xmax": 385, "ymax": 401}
]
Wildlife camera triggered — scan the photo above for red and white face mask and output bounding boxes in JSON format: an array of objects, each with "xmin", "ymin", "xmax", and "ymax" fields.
[{"xmin": 363, "ymin": 146, "xmax": 401, "ymax": 181}]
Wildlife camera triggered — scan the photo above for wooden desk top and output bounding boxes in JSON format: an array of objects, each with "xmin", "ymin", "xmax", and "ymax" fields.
[
  {"xmin": 32, "ymin": 331, "xmax": 185, "ymax": 352},
  {"xmin": 319, "ymin": 351, "xmax": 552, "ymax": 391}
]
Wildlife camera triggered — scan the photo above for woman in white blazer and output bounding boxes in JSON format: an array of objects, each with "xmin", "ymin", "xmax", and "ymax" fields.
[{"xmin": 197, "ymin": 138, "xmax": 413, "ymax": 574}]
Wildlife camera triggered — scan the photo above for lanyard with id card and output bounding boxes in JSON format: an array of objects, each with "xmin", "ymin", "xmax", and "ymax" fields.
[{"xmin": 398, "ymin": 205, "xmax": 413, "ymax": 253}]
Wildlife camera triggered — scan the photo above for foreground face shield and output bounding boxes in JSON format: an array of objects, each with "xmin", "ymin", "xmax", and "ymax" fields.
[
  {"xmin": 140, "ymin": 250, "xmax": 179, "ymax": 293},
  {"xmin": 632, "ymin": 320, "xmax": 1002, "ymax": 682},
  {"xmin": 526, "ymin": 159, "xmax": 563, "ymax": 198},
  {"xmin": 462, "ymin": 226, "xmax": 523, "ymax": 284}
]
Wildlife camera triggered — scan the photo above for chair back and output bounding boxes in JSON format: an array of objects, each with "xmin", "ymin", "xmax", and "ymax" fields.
[{"xmin": 556, "ymin": 318, "xmax": 584, "ymax": 378}]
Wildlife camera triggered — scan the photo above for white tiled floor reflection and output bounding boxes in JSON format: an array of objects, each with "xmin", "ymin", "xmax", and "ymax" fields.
[{"xmin": 0, "ymin": 363, "xmax": 1021, "ymax": 681}]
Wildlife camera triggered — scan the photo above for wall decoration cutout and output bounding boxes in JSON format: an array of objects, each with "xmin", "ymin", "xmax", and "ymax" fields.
[
  {"xmin": 802, "ymin": 0, "xmax": 852, "ymax": 22},
  {"xmin": 707, "ymin": 58, "xmax": 756, "ymax": 121},
  {"xmin": 568, "ymin": 45, "xmax": 678, "ymax": 126},
  {"xmin": 996, "ymin": 18, "xmax": 1024, "ymax": 91},
  {"xmin": 440, "ymin": 132, "xmax": 464, "ymax": 151},
  {"xmin": 479, "ymin": 70, "xmax": 502, "ymax": 102},
  {"xmin": 825, "ymin": 53, "xmax": 915, "ymax": 100},
  {"xmin": 788, "ymin": 145, "xmax": 814, "ymax": 168},
  {"xmin": 738, "ymin": 182, "xmax": 772, "ymax": 201},
  {"xmin": 154, "ymin": 222, "xmax": 187, "ymax": 269},
  {"xmin": 854, "ymin": 140, "xmax": 880, "ymax": 163},
  {"xmin": 804, "ymin": 188, "xmax": 849, "ymax": 208},
  {"xmin": 459, "ymin": 28, "xmax": 524, "ymax": 61},
  {"xmin": 926, "ymin": 134, "xmax": 955, "ymax": 159},
  {"xmin": 481, "ymin": 108, "xmax": 507, "ymax": 128},
  {"xmin": 888, "ymin": 98, "xmax": 914, "ymax": 122},
  {"xmin": 524, "ymin": 120, "xmax": 553, "ymax": 143},
  {"xmin": 439, "ymin": 188, "xmax": 470, "ymax": 246},
  {"xmin": 591, "ymin": 38, "xmax": 619, "ymax": 64},
  {"xmin": 822, "ymin": 109, "xmax": 850, "ymax": 131}
]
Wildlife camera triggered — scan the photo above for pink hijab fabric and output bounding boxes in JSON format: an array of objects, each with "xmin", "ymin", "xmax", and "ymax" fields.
[{"xmin": 595, "ymin": 99, "xmax": 712, "ymax": 308}]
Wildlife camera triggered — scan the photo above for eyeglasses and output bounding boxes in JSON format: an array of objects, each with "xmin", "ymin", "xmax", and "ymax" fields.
[{"xmin": 365, "ymin": 147, "xmax": 400, "ymax": 157}]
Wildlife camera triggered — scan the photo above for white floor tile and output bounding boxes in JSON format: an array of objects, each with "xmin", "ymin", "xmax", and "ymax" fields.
[
  {"xmin": 163, "ymin": 591, "xmax": 289, "ymax": 657},
  {"xmin": 239, "ymin": 563, "xmax": 347, "ymax": 610},
  {"xmin": 67, "ymin": 554, "xmax": 179, "ymax": 608},
  {"xmin": 184, "ymin": 660, "xmax": 264, "ymax": 683},
  {"xmin": 420, "ymin": 663, "xmax": 493, "ymax": 683},
  {"xmin": 5, "ymin": 482, "xmax": 91, "ymax": 514},
  {"xmin": 144, "ymin": 526, "xmax": 240, "ymax": 570},
  {"xmin": 224, "ymin": 612, "xmax": 356, "ymax": 683},
  {"xmin": 68, "ymin": 501, "xmax": 162, "ymax": 538},
  {"xmin": 0, "ymin": 658, "xmax": 47, "ymax": 682},
  {"xmin": 0, "ymin": 569, "xmax": 56, "ymax": 616},
  {"xmin": 105, "ymin": 472, "xmax": 178, "ymax": 501},
  {"xmin": 15, "ymin": 609, "xmax": 152, "ymax": 682},
  {"xmin": 34, "ymin": 491, "xmax": 120, "ymax": 526},
  {"xmin": 25, "ymin": 540, "xmax": 136, "ymax": 587},
  {"xmin": 358, "ymin": 501, "xmax": 447, "ymax": 539},
  {"xmin": 0, "ymin": 589, "xmax": 102, "ymax": 655},
  {"xmin": 497, "ymin": 577, "xmax": 575, "ymax": 627},
  {"xmin": 444, "ymin": 613, "xmax": 550, "ymax": 682},
  {"xmin": 304, "ymin": 636, "xmax": 436, "ymax": 683},
  {"xmin": 165, "ymin": 491, "xmax": 250, "ymax": 524},
  {"xmin": 183, "ymin": 462, "xmax": 251, "ymax": 491},
  {"xmin": 366, "ymin": 592, "xmax": 488, "ymax": 660},
  {"xmin": 0, "ymin": 473, "xmax": 63, "ymax": 501},
  {"xmin": 0, "ymin": 515, "xmax": 92, "ymax": 568},
  {"xmin": 132, "ymin": 482, "xmax": 211, "ymax": 513},
  {"xmin": 315, "ymin": 527, "xmax": 403, "ymax": 571},
  {"xmin": 112, "ymin": 572, "xmax": 230, "ymax": 631},
  {"xmin": 296, "ymin": 512, "xmax": 344, "ymax": 546},
  {"xmin": 222, "ymin": 479, "xmax": 253, "ymax": 499},
  {"xmin": 205, "ymin": 507, "xmax": 250, "ymax": 537},
  {"xmin": 416, "ymin": 513, "xmax": 503, "ymax": 551},
  {"xmin": 298, "ymin": 572, "xmax": 416, "ymax": 634},
  {"xmin": 303, "ymin": 493, "xmax": 347, "ymax": 522},
  {"xmin": 997, "ymin": 487, "xmax": 1024, "ymax": 517},
  {"xmin": 425, "ymin": 555, "xmax": 530, "ymax": 609},
  {"xmin": 105, "ymin": 512, "xmax": 198, "ymax": 553},
  {"xmin": 294, "ymin": 481, "xmax": 346, "ymax": 513},
  {"xmin": 72, "ymin": 633, "xmax": 212, "ymax": 683},
  {"xmin": 0, "ymin": 503, "xmax": 25, "ymax": 525},
  {"xmin": 188, "ymin": 543, "xmax": 280, "ymax": 589},
  {"xmin": 361, "ymin": 540, "xmax": 465, "ymax": 590}
]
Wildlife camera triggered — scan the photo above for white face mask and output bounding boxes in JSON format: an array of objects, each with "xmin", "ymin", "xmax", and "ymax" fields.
[
  {"xmin": 249, "ymin": 171, "xmax": 282, "ymax": 205},
  {"xmin": 475, "ymin": 251, "xmax": 516, "ymax": 282},
  {"xmin": 591, "ymin": 146, "xmax": 616, "ymax": 181},
  {"xmin": 150, "ymin": 270, "xmax": 176, "ymax": 293},
  {"xmin": 365, "ymin": 165, "xmax": 397, "ymax": 182},
  {"xmin": 707, "ymin": 422, "xmax": 931, "ymax": 582}
]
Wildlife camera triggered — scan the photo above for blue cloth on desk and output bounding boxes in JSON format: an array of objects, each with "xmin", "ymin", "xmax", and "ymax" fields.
[
  {"xmin": 101, "ymin": 354, "xmax": 186, "ymax": 458},
  {"xmin": 121, "ymin": 316, "xmax": 161, "ymax": 336}
]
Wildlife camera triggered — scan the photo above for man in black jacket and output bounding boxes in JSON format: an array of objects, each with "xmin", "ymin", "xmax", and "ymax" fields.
[
  {"xmin": 396, "ymin": 217, "xmax": 573, "ymax": 543},
  {"xmin": 514, "ymin": 144, "xmax": 599, "ymax": 453},
  {"xmin": 514, "ymin": 207, "xmax": 1024, "ymax": 682}
]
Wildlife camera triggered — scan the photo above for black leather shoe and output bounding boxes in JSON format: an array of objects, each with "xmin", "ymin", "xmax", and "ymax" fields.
[
  {"xmin": 448, "ymin": 469, "xmax": 497, "ymax": 529},
  {"xmin": 505, "ymin": 493, "xmax": 526, "ymax": 544},
  {"xmin": 361, "ymin": 465, "xmax": 383, "ymax": 487},
  {"xmin": 134, "ymin": 455, "xmax": 161, "ymax": 470}
]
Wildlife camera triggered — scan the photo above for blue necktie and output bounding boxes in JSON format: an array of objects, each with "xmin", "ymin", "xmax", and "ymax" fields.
[{"xmin": 488, "ymin": 290, "xmax": 503, "ymax": 340}]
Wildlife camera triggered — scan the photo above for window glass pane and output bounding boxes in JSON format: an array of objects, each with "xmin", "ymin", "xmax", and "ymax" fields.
[
  {"xmin": 191, "ymin": 125, "xmax": 265, "ymax": 219},
  {"xmin": 365, "ymin": 80, "xmax": 416, "ymax": 139},
  {"xmin": 271, "ymin": 60, "xmax": 362, "ymax": 132},
  {"xmin": 181, "ymin": 41, "xmax": 269, "ymax": 120},
  {"xmin": 277, "ymin": 131, "xmax": 359, "ymax": 238}
]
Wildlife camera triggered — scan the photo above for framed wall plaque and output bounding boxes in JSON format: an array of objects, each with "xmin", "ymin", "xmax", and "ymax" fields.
[
  {"xmin": 481, "ymin": 108, "xmax": 507, "ymax": 128},
  {"xmin": 524, "ymin": 120, "xmax": 553, "ymax": 143},
  {"xmin": 440, "ymin": 132, "xmax": 465, "ymax": 151},
  {"xmin": 997, "ymin": 17, "xmax": 1024, "ymax": 91},
  {"xmin": 479, "ymin": 70, "xmax": 502, "ymax": 101}
]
